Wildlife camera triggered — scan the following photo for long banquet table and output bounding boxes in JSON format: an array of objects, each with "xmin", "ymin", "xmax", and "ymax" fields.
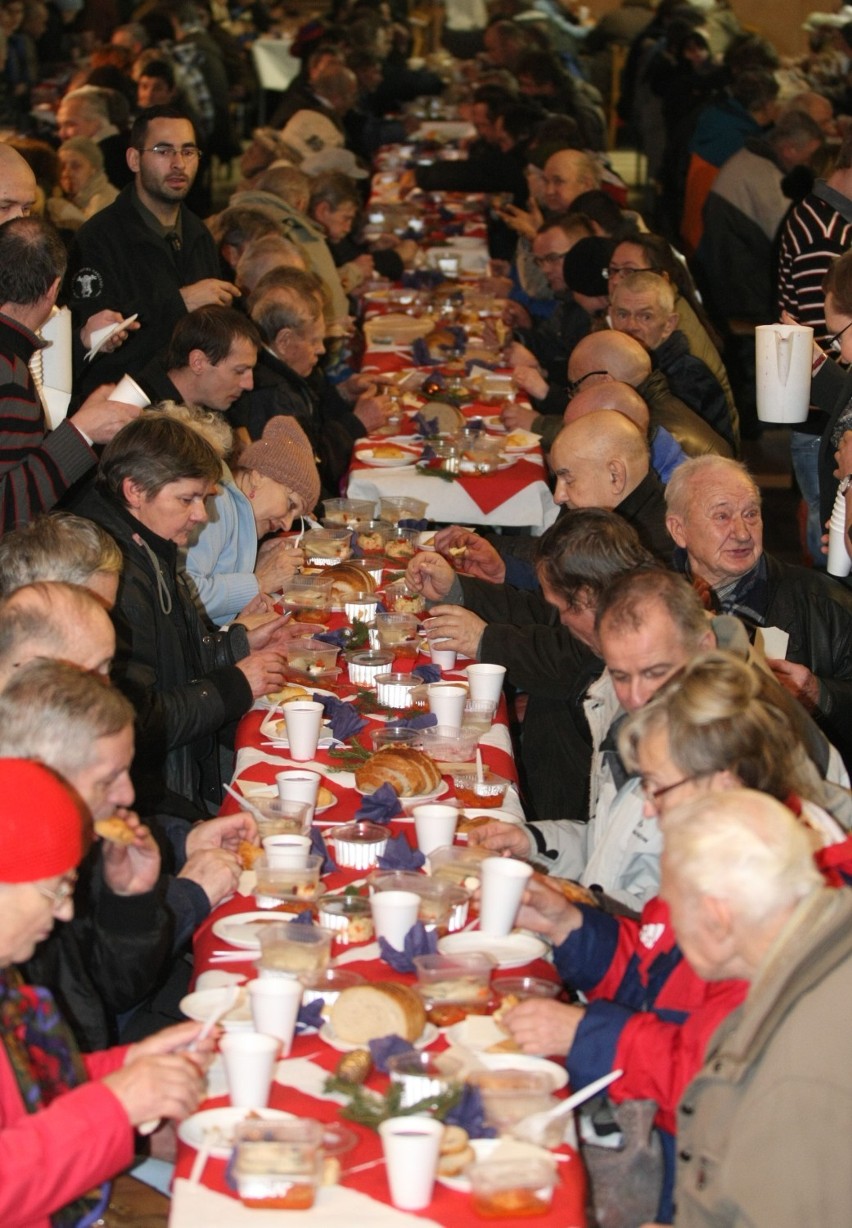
[{"xmin": 170, "ymin": 608, "xmax": 587, "ymax": 1226}]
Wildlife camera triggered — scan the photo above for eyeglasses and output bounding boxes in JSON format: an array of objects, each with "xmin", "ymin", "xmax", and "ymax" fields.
[
  {"xmin": 532, "ymin": 250, "xmax": 569, "ymax": 268},
  {"xmin": 36, "ymin": 872, "xmax": 78, "ymax": 910},
  {"xmin": 138, "ymin": 144, "xmax": 202, "ymax": 161},
  {"xmin": 605, "ymin": 264, "xmax": 653, "ymax": 280},
  {"xmin": 639, "ymin": 774, "xmax": 704, "ymax": 804},
  {"xmin": 829, "ymin": 320, "xmax": 852, "ymax": 352},
  {"xmin": 567, "ymin": 369, "xmax": 608, "ymax": 397}
]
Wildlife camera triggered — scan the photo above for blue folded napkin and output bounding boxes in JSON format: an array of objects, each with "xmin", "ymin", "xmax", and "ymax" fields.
[
  {"xmin": 420, "ymin": 443, "xmax": 437, "ymax": 463},
  {"xmin": 309, "ymin": 826, "xmax": 336, "ymax": 874},
  {"xmin": 369, "ymin": 1033, "xmax": 415, "ymax": 1073},
  {"xmin": 412, "ymin": 663, "xmax": 441, "ymax": 684},
  {"xmin": 398, "ymin": 518, "xmax": 430, "ymax": 531},
  {"xmin": 291, "ymin": 909, "xmax": 315, "ymax": 926},
  {"xmin": 297, "ymin": 998, "xmax": 325, "ymax": 1032},
  {"xmin": 411, "ymin": 338, "xmax": 440, "ymax": 367},
  {"xmin": 354, "ymin": 782, "xmax": 399, "ymax": 824},
  {"xmin": 388, "ymin": 712, "xmax": 438, "ymax": 731},
  {"xmin": 444, "ymin": 1085, "xmax": 497, "ymax": 1139},
  {"xmin": 413, "ymin": 411, "xmax": 440, "ymax": 437},
  {"xmin": 378, "ymin": 920, "xmax": 437, "ymax": 973},
  {"xmin": 377, "ymin": 832, "xmax": 426, "ymax": 871},
  {"xmin": 313, "ymin": 629, "xmax": 349, "ymax": 649},
  {"xmin": 329, "ymin": 704, "xmax": 369, "ymax": 742},
  {"xmin": 467, "ymin": 417, "xmax": 485, "ymax": 430}
]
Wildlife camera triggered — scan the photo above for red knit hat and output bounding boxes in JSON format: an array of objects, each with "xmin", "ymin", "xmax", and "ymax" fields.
[{"xmin": 0, "ymin": 760, "xmax": 84, "ymax": 883}]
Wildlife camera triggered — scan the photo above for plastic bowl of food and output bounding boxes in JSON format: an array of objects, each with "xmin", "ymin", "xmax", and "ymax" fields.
[
  {"xmin": 317, "ymin": 897, "xmax": 375, "ymax": 946},
  {"xmin": 466, "ymin": 1069, "xmax": 558, "ymax": 1133},
  {"xmin": 283, "ymin": 638, "xmax": 339, "ymax": 676},
  {"xmin": 299, "ymin": 967, "xmax": 366, "ymax": 1006},
  {"xmin": 257, "ymin": 920, "xmax": 332, "ymax": 978},
  {"xmin": 250, "ymin": 798, "xmax": 312, "ymax": 839},
  {"xmin": 451, "ymin": 770, "xmax": 509, "ymax": 808},
  {"xmin": 468, "ymin": 1156, "xmax": 557, "ymax": 1219},
  {"xmin": 491, "ymin": 976, "xmax": 561, "ymax": 1002},
  {"xmin": 380, "ymin": 496, "xmax": 428, "ymax": 524},
  {"xmin": 412, "ymin": 951, "xmax": 495, "ymax": 1009},
  {"xmin": 371, "ymin": 724, "xmax": 419, "ymax": 751},
  {"xmin": 281, "ymin": 576, "xmax": 333, "ymax": 624},
  {"xmin": 321, "ymin": 497, "xmax": 376, "ymax": 527},
  {"xmin": 415, "ymin": 724, "xmax": 481, "ymax": 763},
  {"xmin": 369, "ymin": 871, "xmax": 469, "ymax": 931},
  {"xmin": 301, "ymin": 527, "xmax": 353, "ymax": 566},
  {"xmin": 427, "ymin": 844, "xmax": 491, "ymax": 891},
  {"xmin": 350, "ymin": 520, "xmax": 395, "ymax": 555},
  {"xmin": 383, "ymin": 578, "xmax": 426, "ymax": 614},
  {"xmin": 254, "ymin": 854, "xmax": 323, "ymax": 907},
  {"xmin": 374, "ymin": 672, "xmax": 422, "ymax": 710},
  {"xmin": 330, "ymin": 821, "xmax": 390, "ymax": 868}
]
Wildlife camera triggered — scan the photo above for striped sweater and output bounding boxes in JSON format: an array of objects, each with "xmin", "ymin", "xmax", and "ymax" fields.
[{"xmin": 777, "ymin": 181, "xmax": 852, "ymax": 345}]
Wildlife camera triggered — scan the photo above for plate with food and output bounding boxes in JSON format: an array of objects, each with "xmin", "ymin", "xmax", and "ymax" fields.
[
  {"xmin": 212, "ymin": 912, "xmax": 298, "ymax": 952},
  {"xmin": 355, "ymin": 443, "xmax": 424, "ymax": 468},
  {"xmin": 178, "ymin": 1107, "xmax": 293, "ymax": 1159},
  {"xmin": 179, "ymin": 985, "xmax": 254, "ymax": 1030},
  {"xmin": 437, "ymin": 1136, "xmax": 556, "ymax": 1193},
  {"xmin": 258, "ymin": 710, "xmax": 337, "ymax": 748},
  {"xmin": 354, "ymin": 780, "xmax": 450, "ymax": 807},
  {"xmin": 502, "ymin": 430, "xmax": 542, "ymax": 453},
  {"xmin": 438, "ymin": 930, "xmax": 549, "ymax": 969},
  {"xmin": 319, "ymin": 1019, "xmax": 439, "ymax": 1053},
  {"xmin": 481, "ymin": 415, "xmax": 507, "ymax": 433}
]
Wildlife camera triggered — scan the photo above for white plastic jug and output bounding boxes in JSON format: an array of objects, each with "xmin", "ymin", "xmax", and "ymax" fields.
[{"xmin": 755, "ymin": 323, "xmax": 814, "ymax": 424}]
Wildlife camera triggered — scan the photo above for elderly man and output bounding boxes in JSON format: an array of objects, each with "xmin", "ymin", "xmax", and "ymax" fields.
[
  {"xmin": 666, "ymin": 455, "xmax": 852, "ymax": 770},
  {"xmin": 0, "ymin": 659, "xmax": 256, "ymax": 1047},
  {"xmin": 409, "ymin": 510, "xmax": 653, "ymax": 822},
  {"xmin": 57, "ymin": 85, "xmax": 131, "ymax": 189},
  {"xmin": 655, "ymin": 791, "xmax": 852, "ymax": 1228},
  {"xmin": 542, "ymin": 148, "xmax": 601, "ymax": 213},
  {"xmin": 235, "ymin": 234, "xmax": 306, "ymax": 295},
  {"xmin": 549, "ymin": 410, "xmax": 671, "ymax": 558},
  {"xmin": 0, "ymin": 580, "xmax": 116, "ymax": 683},
  {"xmin": 0, "ymin": 141, "xmax": 37, "ymax": 222},
  {"xmin": 137, "ymin": 305, "xmax": 259, "ymax": 413},
  {"xmin": 64, "ymin": 104, "xmax": 237, "ymax": 396},
  {"xmin": 610, "ymin": 271, "xmax": 735, "ymax": 449},
  {"xmin": 0, "ymin": 216, "xmax": 140, "ymax": 533}
]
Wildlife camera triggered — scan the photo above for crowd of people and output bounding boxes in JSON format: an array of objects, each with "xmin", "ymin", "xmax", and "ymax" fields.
[{"xmin": 0, "ymin": 0, "xmax": 852, "ymax": 1224}]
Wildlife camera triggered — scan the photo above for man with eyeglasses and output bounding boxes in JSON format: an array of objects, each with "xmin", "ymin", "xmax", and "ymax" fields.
[{"xmin": 64, "ymin": 104, "xmax": 237, "ymax": 397}]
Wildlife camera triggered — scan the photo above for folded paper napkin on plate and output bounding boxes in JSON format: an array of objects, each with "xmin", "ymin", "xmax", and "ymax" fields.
[
  {"xmin": 411, "ymin": 664, "xmax": 441, "ymax": 684},
  {"xmin": 378, "ymin": 920, "xmax": 437, "ymax": 973},
  {"xmin": 309, "ymin": 826, "xmax": 336, "ymax": 874},
  {"xmin": 369, "ymin": 1033, "xmax": 415, "ymax": 1072},
  {"xmin": 377, "ymin": 833, "xmax": 425, "ymax": 871},
  {"xmin": 388, "ymin": 712, "xmax": 437, "ymax": 731},
  {"xmin": 354, "ymin": 782, "xmax": 399, "ymax": 824}
]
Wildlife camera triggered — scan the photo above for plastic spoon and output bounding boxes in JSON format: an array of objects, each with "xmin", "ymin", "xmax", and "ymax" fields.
[{"xmin": 510, "ymin": 1068, "xmax": 623, "ymax": 1147}]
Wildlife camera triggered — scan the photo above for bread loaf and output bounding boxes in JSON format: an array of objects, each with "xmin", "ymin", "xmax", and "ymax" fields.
[
  {"xmin": 330, "ymin": 982, "xmax": 427, "ymax": 1044},
  {"xmin": 355, "ymin": 746, "xmax": 442, "ymax": 797}
]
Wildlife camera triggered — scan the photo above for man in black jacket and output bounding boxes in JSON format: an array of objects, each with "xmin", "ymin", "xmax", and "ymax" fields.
[
  {"xmin": 666, "ymin": 454, "xmax": 852, "ymax": 773},
  {"xmin": 137, "ymin": 305, "xmax": 259, "ymax": 414},
  {"xmin": 63, "ymin": 105, "xmax": 238, "ymax": 397}
]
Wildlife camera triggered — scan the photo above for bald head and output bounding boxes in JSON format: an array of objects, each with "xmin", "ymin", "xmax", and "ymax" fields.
[
  {"xmin": 0, "ymin": 581, "xmax": 115, "ymax": 687},
  {"xmin": 564, "ymin": 381, "xmax": 650, "ymax": 435},
  {"xmin": 567, "ymin": 329, "xmax": 652, "ymax": 389},
  {"xmin": 0, "ymin": 142, "xmax": 37, "ymax": 224},
  {"xmin": 551, "ymin": 410, "xmax": 650, "ymax": 511},
  {"xmin": 542, "ymin": 149, "xmax": 601, "ymax": 212}
]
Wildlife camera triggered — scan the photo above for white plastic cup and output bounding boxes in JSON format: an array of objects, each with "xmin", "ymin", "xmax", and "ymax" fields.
[
  {"xmin": 379, "ymin": 1115, "xmax": 444, "ymax": 1210},
  {"xmin": 427, "ymin": 683, "xmax": 467, "ymax": 730},
  {"xmin": 220, "ymin": 1032, "xmax": 280, "ymax": 1107},
  {"xmin": 370, "ymin": 889, "xmax": 421, "ymax": 951},
  {"xmin": 108, "ymin": 373, "xmax": 150, "ymax": 407},
  {"xmin": 247, "ymin": 977, "xmax": 303, "ymax": 1055},
  {"xmin": 412, "ymin": 803, "xmax": 459, "ymax": 856},
  {"xmin": 429, "ymin": 639, "xmax": 457, "ymax": 672},
  {"xmin": 827, "ymin": 488, "xmax": 852, "ymax": 577},
  {"xmin": 465, "ymin": 663, "xmax": 507, "ymax": 704},
  {"xmin": 282, "ymin": 700, "xmax": 324, "ymax": 761},
  {"xmin": 479, "ymin": 856, "xmax": 534, "ymax": 937},
  {"xmin": 262, "ymin": 833, "xmax": 311, "ymax": 868},
  {"xmin": 276, "ymin": 769, "xmax": 321, "ymax": 820}
]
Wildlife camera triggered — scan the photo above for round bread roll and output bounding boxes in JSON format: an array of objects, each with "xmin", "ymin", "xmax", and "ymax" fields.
[
  {"xmin": 330, "ymin": 983, "xmax": 427, "ymax": 1044},
  {"xmin": 355, "ymin": 746, "xmax": 442, "ymax": 797}
]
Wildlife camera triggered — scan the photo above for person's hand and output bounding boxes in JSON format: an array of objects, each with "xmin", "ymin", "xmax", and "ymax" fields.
[
  {"xmin": 511, "ymin": 367, "xmax": 549, "ymax": 403},
  {"xmin": 502, "ymin": 301, "xmax": 532, "ymax": 330},
  {"xmin": 467, "ymin": 819, "xmax": 533, "ymax": 856},
  {"xmin": 766, "ymin": 658, "xmax": 820, "ymax": 711},
  {"xmin": 104, "ymin": 1052, "xmax": 208, "ymax": 1126},
  {"xmin": 100, "ymin": 810, "xmax": 161, "ymax": 896},
  {"xmin": 178, "ymin": 847, "xmax": 242, "ymax": 906},
  {"xmin": 338, "ymin": 372, "xmax": 376, "ymax": 403},
  {"xmin": 243, "ymin": 614, "xmax": 296, "ymax": 651},
  {"xmin": 405, "ymin": 551, "xmax": 456, "ymax": 601},
  {"xmin": 186, "ymin": 811, "xmax": 258, "ymax": 856},
  {"xmin": 507, "ymin": 341, "xmax": 538, "ymax": 368},
  {"xmin": 500, "ymin": 999, "xmax": 585, "ymax": 1057},
  {"xmin": 80, "ymin": 309, "xmax": 141, "ymax": 352},
  {"xmin": 433, "ymin": 527, "xmax": 506, "ymax": 584},
  {"xmin": 255, "ymin": 541, "xmax": 301, "ymax": 592},
  {"xmin": 179, "ymin": 279, "xmax": 240, "ymax": 311},
  {"xmin": 124, "ymin": 1020, "xmax": 218, "ymax": 1064},
  {"xmin": 834, "ymin": 429, "xmax": 852, "ymax": 479},
  {"xmin": 502, "ymin": 398, "xmax": 541, "ymax": 429},
  {"xmin": 234, "ymin": 592, "xmax": 280, "ymax": 631},
  {"xmin": 352, "ymin": 253, "xmax": 374, "ymax": 276},
  {"xmin": 72, "ymin": 388, "xmax": 143, "ymax": 444},
  {"xmin": 497, "ymin": 203, "xmax": 537, "ymax": 240},
  {"xmin": 354, "ymin": 387, "xmax": 394, "ymax": 432},
  {"xmin": 423, "ymin": 605, "xmax": 486, "ymax": 657},
  {"xmin": 514, "ymin": 874, "xmax": 583, "ymax": 945},
  {"xmin": 236, "ymin": 649, "xmax": 288, "ymax": 698},
  {"xmin": 479, "ymin": 274, "xmax": 513, "ymax": 297}
]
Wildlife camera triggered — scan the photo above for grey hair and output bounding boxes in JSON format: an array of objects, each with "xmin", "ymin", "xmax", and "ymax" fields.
[
  {"xmin": 0, "ymin": 513, "xmax": 122, "ymax": 597},
  {"xmin": 665, "ymin": 455, "xmax": 760, "ymax": 522},
  {"xmin": 663, "ymin": 789, "xmax": 822, "ymax": 928},
  {"xmin": 157, "ymin": 399, "xmax": 233, "ymax": 459},
  {"xmin": 613, "ymin": 270, "xmax": 676, "ymax": 313},
  {"xmin": 0, "ymin": 581, "xmax": 112, "ymax": 684},
  {"xmin": 0, "ymin": 658, "xmax": 133, "ymax": 779},
  {"xmin": 63, "ymin": 86, "xmax": 111, "ymax": 123},
  {"xmin": 249, "ymin": 273, "xmax": 324, "ymax": 343}
]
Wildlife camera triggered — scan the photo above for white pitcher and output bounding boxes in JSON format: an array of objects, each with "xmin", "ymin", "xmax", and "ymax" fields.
[{"xmin": 755, "ymin": 323, "xmax": 814, "ymax": 424}]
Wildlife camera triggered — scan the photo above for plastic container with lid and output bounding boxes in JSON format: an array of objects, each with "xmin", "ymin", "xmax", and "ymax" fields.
[
  {"xmin": 317, "ymin": 896, "xmax": 375, "ymax": 945},
  {"xmin": 412, "ymin": 951, "xmax": 495, "ymax": 1008},
  {"xmin": 299, "ymin": 967, "xmax": 365, "ymax": 1006},
  {"xmin": 302, "ymin": 527, "xmax": 353, "ymax": 566},
  {"xmin": 231, "ymin": 1118, "xmax": 324, "ymax": 1209},
  {"xmin": 468, "ymin": 1156, "xmax": 557, "ymax": 1219},
  {"xmin": 330, "ymin": 821, "xmax": 390, "ymax": 868},
  {"xmin": 257, "ymin": 920, "xmax": 332, "ymax": 978},
  {"xmin": 387, "ymin": 1050, "xmax": 462, "ymax": 1109},
  {"xmin": 374, "ymin": 672, "xmax": 421, "ymax": 710},
  {"xmin": 346, "ymin": 650, "xmax": 394, "ymax": 687},
  {"xmin": 254, "ymin": 854, "xmax": 323, "ymax": 908},
  {"xmin": 321, "ymin": 497, "xmax": 376, "ymax": 527}
]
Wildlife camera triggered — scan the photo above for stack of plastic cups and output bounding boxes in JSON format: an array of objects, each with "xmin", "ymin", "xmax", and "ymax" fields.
[{"xmin": 827, "ymin": 486, "xmax": 852, "ymax": 578}]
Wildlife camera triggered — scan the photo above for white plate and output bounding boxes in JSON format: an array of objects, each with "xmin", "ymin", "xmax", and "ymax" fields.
[
  {"xmin": 438, "ymin": 930, "xmax": 549, "ymax": 969},
  {"xmin": 354, "ymin": 779, "xmax": 450, "ymax": 808},
  {"xmin": 258, "ymin": 711, "xmax": 337, "ymax": 747},
  {"xmin": 178, "ymin": 1107, "xmax": 293, "ymax": 1159},
  {"xmin": 481, "ymin": 415, "xmax": 507, "ymax": 433},
  {"xmin": 212, "ymin": 912, "xmax": 296, "ymax": 951},
  {"xmin": 319, "ymin": 1020, "xmax": 439, "ymax": 1053},
  {"xmin": 437, "ymin": 1137, "xmax": 556, "ymax": 1193},
  {"xmin": 179, "ymin": 985, "xmax": 254, "ymax": 1029},
  {"xmin": 355, "ymin": 447, "xmax": 423, "ymax": 468},
  {"xmin": 477, "ymin": 1051, "xmax": 569, "ymax": 1091},
  {"xmin": 458, "ymin": 454, "xmax": 517, "ymax": 475},
  {"xmin": 503, "ymin": 430, "xmax": 542, "ymax": 453},
  {"xmin": 364, "ymin": 313, "xmax": 434, "ymax": 345},
  {"xmin": 258, "ymin": 685, "xmax": 343, "ymax": 712}
]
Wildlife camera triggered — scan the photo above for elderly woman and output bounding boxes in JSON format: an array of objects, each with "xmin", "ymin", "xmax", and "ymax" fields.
[
  {"xmin": 495, "ymin": 651, "xmax": 851, "ymax": 1225},
  {"xmin": 0, "ymin": 758, "xmax": 210, "ymax": 1227},
  {"xmin": 80, "ymin": 412, "xmax": 295, "ymax": 819},
  {"xmin": 185, "ymin": 414, "xmax": 320, "ymax": 625},
  {"xmin": 46, "ymin": 137, "xmax": 118, "ymax": 232}
]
